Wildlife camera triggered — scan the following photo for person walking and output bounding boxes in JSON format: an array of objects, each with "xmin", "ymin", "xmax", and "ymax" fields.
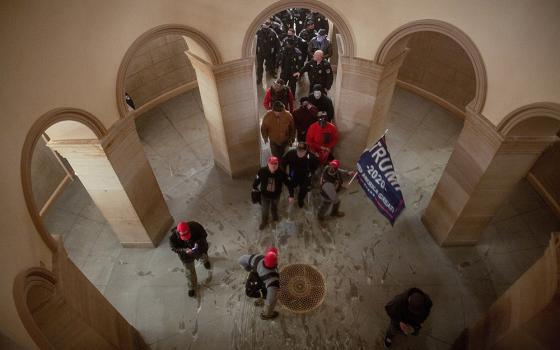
[
  {"xmin": 307, "ymin": 29, "xmax": 333, "ymax": 61},
  {"xmin": 308, "ymin": 84, "xmax": 334, "ymax": 122},
  {"xmin": 282, "ymin": 142, "xmax": 320, "ymax": 208},
  {"xmin": 252, "ymin": 156, "xmax": 295, "ymax": 229},
  {"xmin": 384, "ymin": 288, "xmax": 433, "ymax": 348},
  {"xmin": 256, "ymin": 20, "xmax": 281, "ymax": 85},
  {"xmin": 292, "ymin": 96, "xmax": 318, "ymax": 142},
  {"xmin": 169, "ymin": 221, "xmax": 211, "ymax": 297},
  {"xmin": 318, "ymin": 160, "xmax": 355, "ymax": 220},
  {"xmin": 263, "ymin": 79, "xmax": 295, "ymax": 113},
  {"xmin": 276, "ymin": 38, "xmax": 303, "ymax": 96},
  {"xmin": 239, "ymin": 247, "xmax": 281, "ymax": 320},
  {"xmin": 293, "ymin": 50, "xmax": 333, "ymax": 94},
  {"xmin": 306, "ymin": 115, "xmax": 338, "ymax": 165},
  {"xmin": 261, "ymin": 101, "xmax": 295, "ymax": 158}
]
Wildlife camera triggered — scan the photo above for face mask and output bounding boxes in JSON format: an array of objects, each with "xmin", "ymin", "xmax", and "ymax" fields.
[
  {"xmin": 316, "ymin": 35, "xmax": 324, "ymax": 42},
  {"xmin": 313, "ymin": 91, "xmax": 321, "ymax": 99},
  {"xmin": 319, "ymin": 118, "xmax": 326, "ymax": 127}
]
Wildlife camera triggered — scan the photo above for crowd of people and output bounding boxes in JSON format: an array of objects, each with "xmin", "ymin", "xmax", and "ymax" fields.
[{"xmin": 167, "ymin": 9, "xmax": 432, "ymax": 348}]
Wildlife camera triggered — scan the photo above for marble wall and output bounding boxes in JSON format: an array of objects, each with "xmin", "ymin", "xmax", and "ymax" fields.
[{"xmin": 125, "ymin": 35, "xmax": 197, "ymax": 107}]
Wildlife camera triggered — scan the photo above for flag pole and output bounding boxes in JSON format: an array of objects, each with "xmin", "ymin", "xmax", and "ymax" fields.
[
  {"xmin": 346, "ymin": 171, "xmax": 358, "ymax": 186},
  {"xmin": 349, "ymin": 129, "xmax": 390, "ymax": 186}
]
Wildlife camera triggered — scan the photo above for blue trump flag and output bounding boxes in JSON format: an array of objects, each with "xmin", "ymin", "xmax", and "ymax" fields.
[{"xmin": 356, "ymin": 135, "xmax": 405, "ymax": 225}]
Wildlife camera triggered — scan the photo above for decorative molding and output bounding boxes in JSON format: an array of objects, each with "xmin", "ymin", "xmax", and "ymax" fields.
[
  {"xmin": 397, "ymin": 80, "xmax": 466, "ymax": 120},
  {"xmin": 13, "ymin": 267, "xmax": 58, "ymax": 350},
  {"xmin": 497, "ymin": 102, "xmax": 560, "ymax": 136},
  {"xmin": 213, "ymin": 57, "xmax": 255, "ymax": 80},
  {"xmin": 21, "ymin": 108, "xmax": 107, "ymax": 252},
  {"xmin": 116, "ymin": 24, "xmax": 222, "ymax": 119},
  {"xmin": 128, "ymin": 80, "xmax": 198, "ymax": 119},
  {"xmin": 241, "ymin": 0, "xmax": 356, "ymax": 58},
  {"xmin": 339, "ymin": 56, "xmax": 383, "ymax": 80},
  {"xmin": 374, "ymin": 19, "xmax": 487, "ymax": 113}
]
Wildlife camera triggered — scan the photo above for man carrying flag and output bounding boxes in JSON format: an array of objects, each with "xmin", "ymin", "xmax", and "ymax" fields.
[
  {"xmin": 355, "ymin": 135, "xmax": 405, "ymax": 225},
  {"xmin": 318, "ymin": 159, "xmax": 355, "ymax": 221}
]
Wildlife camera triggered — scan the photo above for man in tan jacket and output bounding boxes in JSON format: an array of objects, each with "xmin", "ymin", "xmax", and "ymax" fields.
[{"xmin": 261, "ymin": 101, "xmax": 295, "ymax": 158}]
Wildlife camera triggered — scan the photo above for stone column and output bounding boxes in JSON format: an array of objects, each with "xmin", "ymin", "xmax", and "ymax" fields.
[
  {"xmin": 48, "ymin": 118, "xmax": 172, "ymax": 247},
  {"xmin": 422, "ymin": 110, "xmax": 557, "ymax": 246},
  {"xmin": 213, "ymin": 57, "xmax": 260, "ymax": 177},
  {"xmin": 452, "ymin": 233, "xmax": 560, "ymax": 350},
  {"xmin": 187, "ymin": 51, "xmax": 260, "ymax": 177},
  {"xmin": 334, "ymin": 51, "xmax": 407, "ymax": 167}
]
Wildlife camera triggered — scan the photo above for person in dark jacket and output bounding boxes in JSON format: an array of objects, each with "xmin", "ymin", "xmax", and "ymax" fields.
[
  {"xmin": 169, "ymin": 221, "xmax": 211, "ymax": 297},
  {"xmin": 253, "ymin": 156, "xmax": 295, "ymax": 230},
  {"xmin": 307, "ymin": 29, "xmax": 333, "ymax": 61},
  {"xmin": 282, "ymin": 28, "xmax": 306, "ymax": 65},
  {"xmin": 276, "ymin": 40, "xmax": 303, "ymax": 97},
  {"xmin": 263, "ymin": 79, "xmax": 295, "ymax": 113},
  {"xmin": 292, "ymin": 96, "xmax": 318, "ymax": 141},
  {"xmin": 307, "ymin": 11, "xmax": 329, "ymax": 34},
  {"xmin": 318, "ymin": 160, "xmax": 354, "ymax": 220},
  {"xmin": 384, "ymin": 288, "xmax": 433, "ymax": 348},
  {"xmin": 239, "ymin": 247, "xmax": 280, "ymax": 320},
  {"xmin": 294, "ymin": 50, "xmax": 333, "ymax": 94},
  {"xmin": 298, "ymin": 21, "xmax": 316, "ymax": 62},
  {"xmin": 283, "ymin": 142, "xmax": 320, "ymax": 207},
  {"xmin": 308, "ymin": 84, "xmax": 334, "ymax": 122},
  {"xmin": 256, "ymin": 20, "xmax": 281, "ymax": 84},
  {"xmin": 292, "ymin": 8, "xmax": 311, "ymax": 34}
]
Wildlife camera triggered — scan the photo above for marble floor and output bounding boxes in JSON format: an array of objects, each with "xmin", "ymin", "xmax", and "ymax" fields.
[{"xmin": 42, "ymin": 88, "xmax": 559, "ymax": 349}]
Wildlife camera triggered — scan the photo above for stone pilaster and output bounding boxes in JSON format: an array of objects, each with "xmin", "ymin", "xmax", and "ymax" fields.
[
  {"xmin": 334, "ymin": 51, "xmax": 408, "ymax": 168},
  {"xmin": 48, "ymin": 117, "xmax": 172, "ymax": 247},
  {"xmin": 422, "ymin": 110, "xmax": 557, "ymax": 245},
  {"xmin": 213, "ymin": 57, "xmax": 260, "ymax": 177}
]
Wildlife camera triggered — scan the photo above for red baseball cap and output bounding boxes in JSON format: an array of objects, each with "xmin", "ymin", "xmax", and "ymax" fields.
[
  {"xmin": 263, "ymin": 251, "xmax": 278, "ymax": 269},
  {"xmin": 177, "ymin": 222, "xmax": 191, "ymax": 240},
  {"xmin": 329, "ymin": 159, "xmax": 340, "ymax": 170},
  {"xmin": 268, "ymin": 156, "xmax": 279, "ymax": 165}
]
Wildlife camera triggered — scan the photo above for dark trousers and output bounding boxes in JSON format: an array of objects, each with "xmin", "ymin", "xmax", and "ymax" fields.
[
  {"xmin": 256, "ymin": 54, "xmax": 275, "ymax": 83},
  {"xmin": 270, "ymin": 141, "xmax": 289, "ymax": 158},
  {"xmin": 294, "ymin": 179, "xmax": 310, "ymax": 206},
  {"xmin": 261, "ymin": 196, "xmax": 279, "ymax": 224}
]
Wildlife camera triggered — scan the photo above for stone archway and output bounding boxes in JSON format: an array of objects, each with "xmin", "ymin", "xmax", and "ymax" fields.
[
  {"xmin": 374, "ymin": 19, "xmax": 487, "ymax": 113},
  {"xmin": 21, "ymin": 108, "xmax": 107, "ymax": 252},
  {"xmin": 115, "ymin": 24, "xmax": 223, "ymax": 119},
  {"xmin": 241, "ymin": 0, "xmax": 356, "ymax": 58},
  {"xmin": 422, "ymin": 103, "xmax": 560, "ymax": 246}
]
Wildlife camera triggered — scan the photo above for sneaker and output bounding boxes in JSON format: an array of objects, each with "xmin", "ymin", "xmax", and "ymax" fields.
[
  {"xmin": 331, "ymin": 211, "xmax": 345, "ymax": 218},
  {"xmin": 260, "ymin": 311, "xmax": 279, "ymax": 320},
  {"xmin": 203, "ymin": 261, "xmax": 211, "ymax": 270},
  {"xmin": 188, "ymin": 289, "xmax": 196, "ymax": 298},
  {"xmin": 384, "ymin": 335, "xmax": 392, "ymax": 348},
  {"xmin": 254, "ymin": 299, "xmax": 265, "ymax": 307}
]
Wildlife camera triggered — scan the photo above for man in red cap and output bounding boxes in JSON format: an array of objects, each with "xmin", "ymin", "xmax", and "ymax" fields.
[
  {"xmin": 318, "ymin": 159, "xmax": 355, "ymax": 220},
  {"xmin": 252, "ymin": 156, "xmax": 295, "ymax": 230},
  {"xmin": 239, "ymin": 247, "xmax": 280, "ymax": 320},
  {"xmin": 169, "ymin": 221, "xmax": 211, "ymax": 297}
]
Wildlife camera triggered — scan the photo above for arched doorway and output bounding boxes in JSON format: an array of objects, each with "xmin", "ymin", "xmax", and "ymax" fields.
[
  {"xmin": 116, "ymin": 24, "xmax": 222, "ymax": 119},
  {"xmin": 374, "ymin": 19, "xmax": 487, "ymax": 114},
  {"xmin": 423, "ymin": 103, "xmax": 560, "ymax": 246}
]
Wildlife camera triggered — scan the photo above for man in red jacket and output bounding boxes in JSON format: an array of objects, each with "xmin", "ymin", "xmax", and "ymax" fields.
[
  {"xmin": 305, "ymin": 115, "xmax": 338, "ymax": 165},
  {"xmin": 263, "ymin": 79, "xmax": 295, "ymax": 113}
]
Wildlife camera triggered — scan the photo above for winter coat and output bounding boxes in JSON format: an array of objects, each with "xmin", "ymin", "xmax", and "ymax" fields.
[
  {"xmin": 261, "ymin": 110, "xmax": 295, "ymax": 145},
  {"xmin": 169, "ymin": 222, "xmax": 209, "ymax": 264}
]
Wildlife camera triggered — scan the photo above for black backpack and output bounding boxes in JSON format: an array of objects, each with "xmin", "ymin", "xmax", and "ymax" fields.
[{"xmin": 245, "ymin": 255, "xmax": 279, "ymax": 298}]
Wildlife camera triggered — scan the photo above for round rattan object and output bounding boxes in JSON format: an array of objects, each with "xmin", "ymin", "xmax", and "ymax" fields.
[{"xmin": 278, "ymin": 264, "xmax": 326, "ymax": 313}]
